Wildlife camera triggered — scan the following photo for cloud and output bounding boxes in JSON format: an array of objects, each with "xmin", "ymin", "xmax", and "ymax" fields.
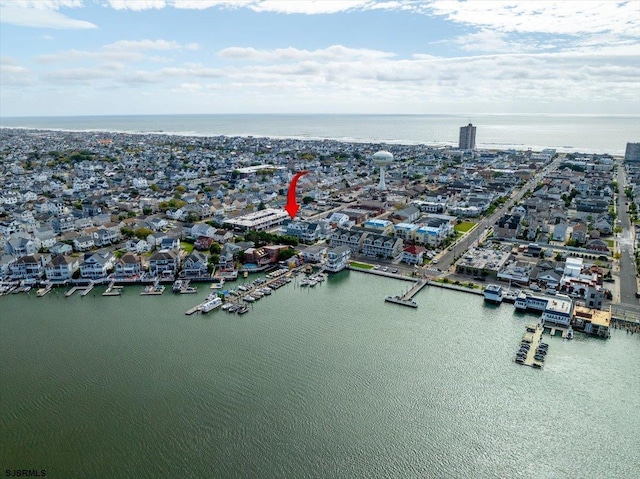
[
  {"xmin": 0, "ymin": 57, "xmax": 33, "ymax": 86},
  {"xmin": 424, "ymin": 1, "xmax": 640, "ymax": 37},
  {"xmin": 218, "ymin": 45, "xmax": 396, "ymax": 62},
  {"xmin": 37, "ymin": 39, "xmax": 200, "ymax": 63},
  {"xmin": 0, "ymin": 4, "xmax": 97, "ymax": 29}
]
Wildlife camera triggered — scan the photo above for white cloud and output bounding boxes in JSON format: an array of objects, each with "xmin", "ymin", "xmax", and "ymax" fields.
[
  {"xmin": 105, "ymin": 0, "xmax": 167, "ymax": 11},
  {"xmin": 218, "ymin": 45, "xmax": 396, "ymax": 62},
  {"xmin": 249, "ymin": 0, "xmax": 371, "ymax": 14},
  {"xmin": 0, "ymin": 4, "xmax": 97, "ymax": 29},
  {"xmin": 37, "ymin": 39, "xmax": 200, "ymax": 63},
  {"xmin": 425, "ymin": 1, "xmax": 640, "ymax": 37}
]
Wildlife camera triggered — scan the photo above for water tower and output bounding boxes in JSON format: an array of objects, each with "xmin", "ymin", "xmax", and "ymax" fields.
[{"xmin": 373, "ymin": 150, "xmax": 393, "ymax": 191}]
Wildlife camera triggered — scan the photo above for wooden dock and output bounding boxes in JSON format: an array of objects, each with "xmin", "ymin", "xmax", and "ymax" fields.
[
  {"xmin": 65, "ymin": 286, "xmax": 80, "ymax": 297},
  {"xmin": 80, "ymin": 282, "xmax": 95, "ymax": 297}
]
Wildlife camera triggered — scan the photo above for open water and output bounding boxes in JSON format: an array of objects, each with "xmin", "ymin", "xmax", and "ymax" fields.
[
  {"xmin": 1, "ymin": 113, "xmax": 639, "ymax": 155},
  {"xmin": 1, "ymin": 272, "xmax": 639, "ymax": 478}
]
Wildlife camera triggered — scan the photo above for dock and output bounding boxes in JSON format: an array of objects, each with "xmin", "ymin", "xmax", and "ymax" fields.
[
  {"xmin": 384, "ymin": 279, "xmax": 428, "ymax": 308},
  {"xmin": 517, "ymin": 323, "xmax": 546, "ymax": 369},
  {"xmin": 103, "ymin": 281, "xmax": 123, "ymax": 296},
  {"xmin": 80, "ymin": 281, "xmax": 95, "ymax": 297},
  {"xmin": 185, "ymin": 305, "xmax": 202, "ymax": 315},
  {"xmin": 36, "ymin": 285, "xmax": 53, "ymax": 297},
  {"xmin": 65, "ymin": 286, "xmax": 80, "ymax": 297}
]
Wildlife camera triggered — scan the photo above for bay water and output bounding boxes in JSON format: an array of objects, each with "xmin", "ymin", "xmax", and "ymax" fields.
[{"xmin": 1, "ymin": 272, "xmax": 639, "ymax": 478}]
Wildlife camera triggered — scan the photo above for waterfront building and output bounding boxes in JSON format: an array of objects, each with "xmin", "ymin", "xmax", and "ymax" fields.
[
  {"xmin": 300, "ymin": 245, "xmax": 327, "ymax": 263},
  {"xmin": 80, "ymin": 251, "xmax": 114, "ymax": 279},
  {"xmin": 572, "ymin": 306, "xmax": 611, "ymax": 338},
  {"xmin": 541, "ymin": 295, "xmax": 573, "ymax": 327},
  {"xmin": 330, "ymin": 228, "xmax": 367, "ymax": 253},
  {"xmin": 148, "ymin": 250, "xmax": 179, "ymax": 277},
  {"xmin": 459, "ymin": 123, "xmax": 476, "ymax": 150},
  {"xmin": 455, "ymin": 247, "xmax": 511, "ymax": 279},
  {"xmin": 285, "ymin": 220, "xmax": 331, "ymax": 243},
  {"xmin": 9, "ymin": 254, "xmax": 49, "ymax": 280},
  {"xmin": 114, "ymin": 253, "xmax": 142, "ymax": 278},
  {"xmin": 45, "ymin": 255, "xmax": 79, "ymax": 281},
  {"xmin": 325, "ymin": 246, "xmax": 350, "ymax": 273},
  {"xmin": 73, "ymin": 235, "xmax": 95, "ymax": 252},
  {"xmin": 181, "ymin": 251, "xmax": 209, "ymax": 278}
]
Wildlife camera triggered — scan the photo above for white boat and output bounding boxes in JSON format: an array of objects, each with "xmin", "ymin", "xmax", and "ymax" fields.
[
  {"xmin": 300, "ymin": 278, "xmax": 310, "ymax": 287},
  {"xmin": 201, "ymin": 297, "xmax": 222, "ymax": 313},
  {"xmin": 243, "ymin": 295, "xmax": 255, "ymax": 303},
  {"xmin": 172, "ymin": 280, "xmax": 183, "ymax": 292},
  {"xmin": 308, "ymin": 279, "xmax": 318, "ymax": 287}
]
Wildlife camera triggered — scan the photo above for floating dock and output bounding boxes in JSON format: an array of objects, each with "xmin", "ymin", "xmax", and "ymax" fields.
[
  {"xmin": 103, "ymin": 281, "xmax": 123, "ymax": 296},
  {"xmin": 36, "ymin": 285, "xmax": 53, "ymax": 297},
  {"xmin": 517, "ymin": 323, "xmax": 546, "ymax": 369},
  {"xmin": 384, "ymin": 279, "xmax": 428, "ymax": 308}
]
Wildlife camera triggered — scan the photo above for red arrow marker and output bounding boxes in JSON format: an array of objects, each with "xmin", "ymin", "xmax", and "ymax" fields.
[{"xmin": 285, "ymin": 171, "xmax": 308, "ymax": 219}]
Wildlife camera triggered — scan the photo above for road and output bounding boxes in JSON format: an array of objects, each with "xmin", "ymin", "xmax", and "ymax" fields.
[{"xmin": 615, "ymin": 164, "xmax": 638, "ymax": 304}]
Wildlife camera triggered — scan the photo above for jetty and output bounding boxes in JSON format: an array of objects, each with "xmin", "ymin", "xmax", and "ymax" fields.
[
  {"xmin": 80, "ymin": 281, "xmax": 95, "ymax": 297},
  {"xmin": 65, "ymin": 286, "xmax": 80, "ymax": 297},
  {"xmin": 185, "ymin": 305, "xmax": 202, "ymax": 315}
]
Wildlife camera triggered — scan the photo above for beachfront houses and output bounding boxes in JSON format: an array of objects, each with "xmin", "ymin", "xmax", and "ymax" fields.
[
  {"xmin": 181, "ymin": 251, "xmax": 210, "ymax": 278},
  {"xmin": 148, "ymin": 250, "xmax": 180, "ymax": 278},
  {"xmin": 80, "ymin": 251, "xmax": 115, "ymax": 279}
]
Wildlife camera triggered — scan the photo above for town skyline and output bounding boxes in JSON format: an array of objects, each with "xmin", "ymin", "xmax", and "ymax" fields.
[{"xmin": 1, "ymin": 0, "xmax": 639, "ymax": 117}]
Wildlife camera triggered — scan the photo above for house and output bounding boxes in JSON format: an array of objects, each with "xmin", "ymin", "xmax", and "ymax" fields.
[
  {"xmin": 181, "ymin": 251, "xmax": 209, "ymax": 278},
  {"xmin": 570, "ymin": 223, "xmax": 588, "ymax": 244},
  {"xmin": 73, "ymin": 235, "xmax": 95, "ymax": 252},
  {"xmin": 494, "ymin": 214, "xmax": 522, "ymax": 240},
  {"xmin": 45, "ymin": 255, "xmax": 79, "ymax": 282},
  {"xmin": 50, "ymin": 242, "xmax": 73, "ymax": 256},
  {"xmin": 194, "ymin": 236, "xmax": 215, "ymax": 251},
  {"xmin": 393, "ymin": 205, "xmax": 420, "ymax": 223},
  {"xmin": 10, "ymin": 254, "xmax": 50, "ymax": 280},
  {"xmin": 402, "ymin": 245, "xmax": 426, "ymax": 265},
  {"xmin": 190, "ymin": 223, "xmax": 216, "ymax": 239},
  {"xmin": 361, "ymin": 234, "xmax": 404, "ymax": 260},
  {"xmin": 244, "ymin": 247, "xmax": 272, "ymax": 266},
  {"xmin": 93, "ymin": 228, "xmax": 118, "ymax": 247},
  {"xmin": 300, "ymin": 245, "xmax": 327, "ymax": 263},
  {"xmin": 5, "ymin": 234, "xmax": 39, "ymax": 256},
  {"xmin": 285, "ymin": 220, "xmax": 331, "ymax": 243},
  {"xmin": 126, "ymin": 238, "xmax": 151, "ymax": 254},
  {"xmin": 552, "ymin": 223, "xmax": 568, "ymax": 242},
  {"xmin": 80, "ymin": 251, "xmax": 114, "ymax": 279},
  {"xmin": 160, "ymin": 236, "xmax": 180, "ymax": 251},
  {"xmin": 325, "ymin": 245, "xmax": 351, "ymax": 273},
  {"xmin": 212, "ymin": 229, "xmax": 234, "ymax": 244},
  {"xmin": 148, "ymin": 250, "xmax": 179, "ymax": 277},
  {"xmin": 330, "ymin": 227, "xmax": 368, "ymax": 254},
  {"xmin": 114, "ymin": 252, "xmax": 142, "ymax": 278}
]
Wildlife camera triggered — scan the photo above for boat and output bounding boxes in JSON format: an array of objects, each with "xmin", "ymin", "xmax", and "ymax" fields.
[
  {"xmin": 566, "ymin": 327, "xmax": 574, "ymax": 340},
  {"xmin": 201, "ymin": 297, "xmax": 223, "ymax": 313},
  {"xmin": 483, "ymin": 284, "xmax": 504, "ymax": 303},
  {"xmin": 243, "ymin": 271, "xmax": 248, "ymax": 278},
  {"xmin": 236, "ymin": 305, "xmax": 249, "ymax": 314},
  {"xmin": 308, "ymin": 279, "xmax": 318, "ymax": 287},
  {"xmin": 228, "ymin": 304, "xmax": 240, "ymax": 313},
  {"xmin": 243, "ymin": 295, "xmax": 255, "ymax": 303},
  {"xmin": 172, "ymin": 280, "xmax": 183, "ymax": 292},
  {"xmin": 238, "ymin": 284, "xmax": 248, "ymax": 291},
  {"xmin": 300, "ymin": 278, "xmax": 310, "ymax": 287}
]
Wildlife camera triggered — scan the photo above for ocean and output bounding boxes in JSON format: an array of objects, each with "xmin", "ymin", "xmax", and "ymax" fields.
[
  {"xmin": 1, "ymin": 113, "xmax": 639, "ymax": 155},
  {"xmin": 1, "ymin": 273, "xmax": 639, "ymax": 479}
]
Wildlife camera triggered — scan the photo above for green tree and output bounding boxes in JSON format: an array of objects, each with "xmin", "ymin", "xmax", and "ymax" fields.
[
  {"xmin": 302, "ymin": 196, "xmax": 314, "ymax": 205},
  {"xmin": 209, "ymin": 243, "xmax": 221, "ymax": 255},
  {"xmin": 134, "ymin": 227, "xmax": 153, "ymax": 240}
]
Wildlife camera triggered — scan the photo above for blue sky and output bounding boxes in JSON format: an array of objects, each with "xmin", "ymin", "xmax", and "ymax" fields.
[{"xmin": 1, "ymin": 0, "xmax": 639, "ymax": 116}]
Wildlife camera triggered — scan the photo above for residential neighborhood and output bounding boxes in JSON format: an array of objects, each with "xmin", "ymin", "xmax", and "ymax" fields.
[{"xmin": 1, "ymin": 129, "xmax": 637, "ymax": 319}]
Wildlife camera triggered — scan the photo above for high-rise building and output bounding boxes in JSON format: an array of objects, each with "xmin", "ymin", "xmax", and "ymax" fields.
[
  {"xmin": 459, "ymin": 123, "xmax": 476, "ymax": 150},
  {"xmin": 624, "ymin": 142, "xmax": 640, "ymax": 163}
]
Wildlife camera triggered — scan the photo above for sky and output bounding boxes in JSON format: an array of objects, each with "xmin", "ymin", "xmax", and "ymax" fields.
[{"xmin": 1, "ymin": 0, "xmax": 639, "ymax": 117}]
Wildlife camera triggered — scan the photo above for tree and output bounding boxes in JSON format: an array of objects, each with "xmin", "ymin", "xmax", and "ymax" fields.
[
  {"xmin": 302, "ymin": 196, "xmax": 314, "ymax": 205},
  {"xmin": 150, "ymin": 183, "xmax": 160, "ymax": 192},
  {"xmin": 120, "ymin": 227, "xmax": 134, "ymax": 238},
  {"xmin": 208, "ymin": 254, "xmax": 220, "ymax": 265},
  {"xmin": 134, "ymin": 227, "xmax": 153, "ymax": 240},
  {"xmin": 277, "ymin": 249, "xmax": 296, "ymax": 261},
  {"xmin": 209, "ymin": 243, "xmax": 221, "ymax": 255}
]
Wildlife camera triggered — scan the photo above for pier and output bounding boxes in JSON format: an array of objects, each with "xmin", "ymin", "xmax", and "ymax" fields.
[
  {"xmin": 103, "ymin": 281, "xmax": 123, "ymax": 296},
  {"xmin": 384, "ymin": 279, "xmax": 429, "ymax": 308},
  {"xmin": 517, "ymin": 323, "xmax": 546, "ymax": 369},
  {"xmin": 185, "ymin": 305, "xmax": 202, "ymax": 315},
  {"xmin": 36, "ymin": 285, "xmax": 53, "ymax": 297}
]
